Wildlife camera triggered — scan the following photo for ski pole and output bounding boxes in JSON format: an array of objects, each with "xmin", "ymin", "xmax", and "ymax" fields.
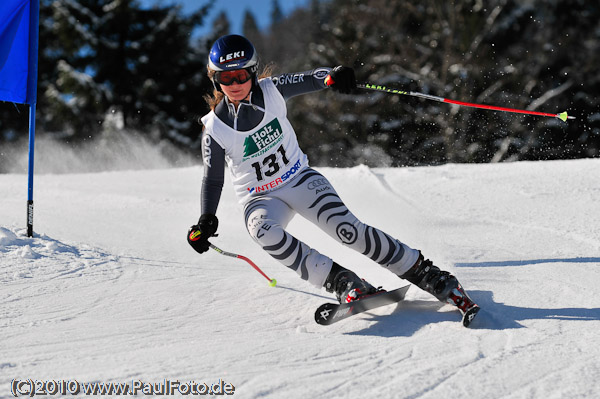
[
  {"xmin": 209, "ymin": 243, "xmax": 277, "ymax": 287},
  {"xmin": 356, "ymin": 82, "xmax": 575, "ymax": 122}
]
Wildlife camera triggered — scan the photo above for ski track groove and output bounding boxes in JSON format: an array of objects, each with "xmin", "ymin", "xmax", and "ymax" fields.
[
  {"xmin": 374, "ymin": 167, "xmax": 598, "ymax": 253},
  {"xmin": 370, "ymin": 169, "xmax": 425, "ymax": 212}
]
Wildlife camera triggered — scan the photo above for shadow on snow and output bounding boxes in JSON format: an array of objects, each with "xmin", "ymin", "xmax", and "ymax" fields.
[
  {"xmin": 347, "ymin": 289, "xmax": 600, "ymax": 337},
  {"xmin": 454, "ymin": 257, "xmax": 600, "ymax": 268}
]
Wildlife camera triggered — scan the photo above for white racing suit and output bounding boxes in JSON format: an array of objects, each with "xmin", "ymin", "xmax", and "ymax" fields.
[{"xmin": 200, "ymin": 70, "xmax": 419, "ymax": 288}]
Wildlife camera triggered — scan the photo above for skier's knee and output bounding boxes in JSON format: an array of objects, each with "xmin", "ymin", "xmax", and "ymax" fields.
[
  {"xmin": 246, "ymin": 215, "xmax": 275, "ymax": 243},
  {"xmin": 332, "ymin": 218, "xmax": 368, "ymax": 250}
]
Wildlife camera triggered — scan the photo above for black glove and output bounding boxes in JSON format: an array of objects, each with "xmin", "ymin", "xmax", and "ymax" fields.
[
  {"xmin": 325, "ymin": 65, "xmax": 356, "ymax": 94},
  {"xmin": 187, "ymin": 214, "xmax": 219, "ymax": 254}
]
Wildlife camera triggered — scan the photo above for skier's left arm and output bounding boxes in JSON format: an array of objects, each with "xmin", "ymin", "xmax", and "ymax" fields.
[
  {"xmin": 271, "ymin": 66, "xmax": 357, "ymax": 99},
  {"xmin": 271, "ymin": 67, "xmax": 330, "ymax": 100}
]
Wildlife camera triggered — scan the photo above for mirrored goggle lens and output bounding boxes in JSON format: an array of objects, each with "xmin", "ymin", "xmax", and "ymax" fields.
[{"xmin": 215, "ymin": 69, "xmax": 252, "ymax": 85}]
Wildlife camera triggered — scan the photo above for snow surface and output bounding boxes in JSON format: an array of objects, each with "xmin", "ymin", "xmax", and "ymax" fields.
[{"xmin": 1, "ymin": 158, "xmax": 600, "ymax": 398}]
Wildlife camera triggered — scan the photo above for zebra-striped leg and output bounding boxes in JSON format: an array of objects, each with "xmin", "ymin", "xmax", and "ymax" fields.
[
  {"xmin": 244, "ymin": 197, "xmax": 332, "ymax": 287},
  {"xmin": 283, "ymin": 169, "xmax": 421, "ymax": 275}
]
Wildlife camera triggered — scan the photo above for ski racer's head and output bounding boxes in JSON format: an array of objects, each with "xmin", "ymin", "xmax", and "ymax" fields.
[{"xmin": 207, "ymin": 35, "xmax": 258, "ymax": 104}]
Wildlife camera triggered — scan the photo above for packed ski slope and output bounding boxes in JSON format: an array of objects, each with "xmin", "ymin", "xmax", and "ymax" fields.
[{"xmin": 1, "ymin": 158, "xmax": 599, "ymax": 398}]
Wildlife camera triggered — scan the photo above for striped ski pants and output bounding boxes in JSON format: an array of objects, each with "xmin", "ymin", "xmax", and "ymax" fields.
[{"xmin": 243, "ymin": 167, "xmax": 420, "ymax": 288}]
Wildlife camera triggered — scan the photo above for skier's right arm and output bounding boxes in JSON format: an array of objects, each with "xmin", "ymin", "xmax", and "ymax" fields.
[
  {"xmin": 200, "ymin": 131, "xmax": 225, "ymax": 216},
  {"xmin": 188, "ymin": 130, "xmax": 225, "ymax": 254}
]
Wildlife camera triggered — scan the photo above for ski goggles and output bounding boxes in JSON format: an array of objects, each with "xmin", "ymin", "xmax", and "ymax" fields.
[{"xmin": 214, "ymin": 69, "xmax": 253, "ymax": 86}]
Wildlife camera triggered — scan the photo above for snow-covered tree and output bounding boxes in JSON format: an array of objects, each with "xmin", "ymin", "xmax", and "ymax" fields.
[
  {"xmin": 1, "ymin": 0, "xmax": 214, "ymax": 148},
  {"xmin": 2, "ymin": 0, "xmax": 598, "ymax": 170}
]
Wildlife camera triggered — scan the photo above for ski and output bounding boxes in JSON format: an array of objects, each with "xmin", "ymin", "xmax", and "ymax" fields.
[
  {"xmin": 461, "ymin": 305, "xmax": 480, "ymax": 327},
  {"xmin": 315, "ymin": 284, "xmax": 482, "ymax": 327},
  {"xmin": 315, "ymin": 285, "xmax": 410, "ymax": 325}
]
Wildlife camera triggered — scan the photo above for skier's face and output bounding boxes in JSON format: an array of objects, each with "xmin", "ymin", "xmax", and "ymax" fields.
[{"xmin": 221, "ymin": 79, "xmax": 252, "ymax": 105}]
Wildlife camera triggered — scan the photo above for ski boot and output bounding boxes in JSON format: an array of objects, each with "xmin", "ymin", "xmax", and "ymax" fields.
[
  {"xmin": 400, "ymin": 253, "xmax": 480, "ymax": 327},
  {"xmin": 324, "ymin": 262, "xmax": 378, "ymax": 303}
]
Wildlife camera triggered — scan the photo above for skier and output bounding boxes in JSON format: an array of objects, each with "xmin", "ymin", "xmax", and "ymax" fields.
[{"xmin": 188, "ymin": 34, "xmax": 478, "ymax": 321}]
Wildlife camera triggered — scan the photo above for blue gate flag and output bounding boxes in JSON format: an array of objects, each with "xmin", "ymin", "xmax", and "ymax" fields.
[
  {"xmin": 0, "ymin": 0, "xmax": 39, "ymax": 105},
  {"xmin": 0, "ymin": 0, "xmax": 39, "ymax": 237}
]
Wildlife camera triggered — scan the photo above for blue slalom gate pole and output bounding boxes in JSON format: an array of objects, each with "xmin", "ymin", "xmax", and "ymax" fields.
[
  {"xmin": 26, "ymin": 0, "xmax": 39, "ymax": 238},
  {"xmin": 27, "ymin": 102, "xmax": 36, "ymax": 237}
]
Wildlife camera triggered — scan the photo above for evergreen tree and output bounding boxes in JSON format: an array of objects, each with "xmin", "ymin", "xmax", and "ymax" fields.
[
  {"xmin": 211, "ymin": 11, "xmax": 230, "ymax": 39},
  {"xmin": 271, "ymin": 0, "xmax": 284, "ymax": 25},
  {"xmin": 242, "ymin": 10, "xmax": 264, "ymax": 56},
  {"xmin": 291, "ymin": 0, "xmax": 599, "ymax": 166},
  {"xmin": 1, "ymin": 0, "xmax": 214, "ymax": 149},
  {"xmin": 2, "ymin": 0, "xmax": 598, "ymax": 171}
]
